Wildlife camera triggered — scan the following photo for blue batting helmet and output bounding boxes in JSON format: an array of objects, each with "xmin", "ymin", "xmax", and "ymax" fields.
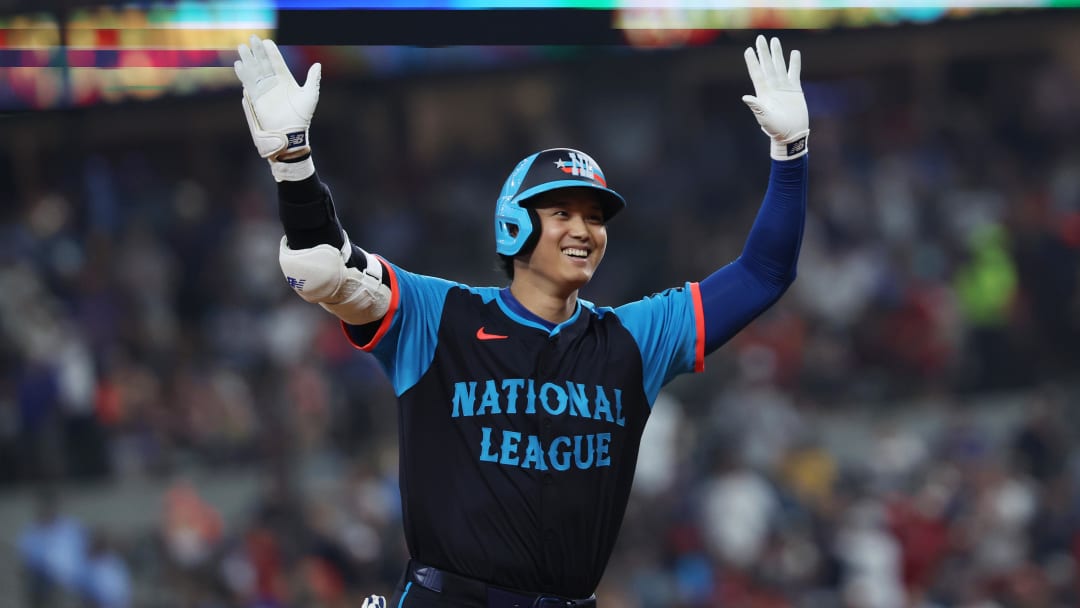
[{"xmin": 494, "ymin": 148, "xmax": 626, "ymax": 257}]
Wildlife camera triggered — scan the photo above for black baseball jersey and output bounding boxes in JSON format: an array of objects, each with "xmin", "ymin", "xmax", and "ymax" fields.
[{"xmin": 343, "ymin": 262, "xmax": 705, "ymax": 598}]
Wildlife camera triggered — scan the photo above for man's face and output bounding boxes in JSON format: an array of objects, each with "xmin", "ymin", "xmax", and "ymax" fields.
[{"xmin": 520, "ymin": 188, "xmax": 608, "ymax": 293}]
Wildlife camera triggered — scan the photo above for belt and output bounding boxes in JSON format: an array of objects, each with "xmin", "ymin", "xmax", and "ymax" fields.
[{"xmin": 406, "ymin": 560, "xmax": 598, "ymax": 608}]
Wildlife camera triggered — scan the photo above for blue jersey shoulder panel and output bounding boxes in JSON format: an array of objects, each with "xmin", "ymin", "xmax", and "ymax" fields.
[
  {"xmin": 611, "ymin": 283, "xmax": 701, "ymax": 405},
  {"xmin": 370, "ymin": 263, "xmax": 498, "ymax": 396}
]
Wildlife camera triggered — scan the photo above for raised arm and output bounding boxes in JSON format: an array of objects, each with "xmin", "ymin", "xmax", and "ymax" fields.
[
  {"xmin": 234, "ymin": 35, "xmax": 391, "ymax": 327},
  {"xmin": 699, "ymin": 35, "xmax": 809, "ymax": 354}
]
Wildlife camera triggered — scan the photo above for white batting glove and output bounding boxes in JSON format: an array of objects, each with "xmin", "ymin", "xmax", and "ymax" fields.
[
  {"xmin": 361, "ymin": 594, "xmax": 387, "ymax": 608},
  {"xmin": 742, "ymin": 35, "xmax": 809, "ymax": 161},
  {"xmin": 234, "ymin": 35, "xmax": 321, "ymax": 177}
]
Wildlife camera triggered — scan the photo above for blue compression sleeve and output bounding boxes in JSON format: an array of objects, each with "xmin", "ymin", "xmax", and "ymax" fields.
[{"xmin": 700, "ymin": 156, "xmax": 807, "ymax": 354}]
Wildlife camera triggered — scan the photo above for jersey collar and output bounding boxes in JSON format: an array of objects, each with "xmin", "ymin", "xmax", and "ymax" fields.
[{"xmin": 497, "ymin": 288, "xmax": 581, "ymax": 336}]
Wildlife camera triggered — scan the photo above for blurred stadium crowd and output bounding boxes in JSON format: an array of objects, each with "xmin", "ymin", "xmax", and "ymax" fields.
[{"xmin": 3, "ymin": 15, "xmax": 1080, "ymax": 608}]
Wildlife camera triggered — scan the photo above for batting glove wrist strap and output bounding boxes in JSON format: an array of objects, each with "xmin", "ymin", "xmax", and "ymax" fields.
[
  {"xmin": 770, "ymin": 129, "xmax": 809, "ymax": 161},
  {"xmin": 741, "ymin": 35, "xmax": 810, "ymax": 161},
  {"xmin": 234, "ymin": 35, "xmax": 321, "ymax": 161},
  {"xmin": 270, "ymin": 155, "xmax": 316, "ymax": 182}
]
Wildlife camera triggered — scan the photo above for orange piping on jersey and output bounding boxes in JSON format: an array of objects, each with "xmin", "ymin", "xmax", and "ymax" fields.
[
  {"xmin": 341, "ymin": 255, "xmax": 400, "ymax": 352},
  {"xmin": 689, "ymin": 282, "xmax": 705, "ymax": 372}
]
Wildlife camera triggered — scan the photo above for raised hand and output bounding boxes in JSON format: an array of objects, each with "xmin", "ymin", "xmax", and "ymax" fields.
[
  {"xmin": 234, "ymin": 34, "xmax": 321, "ymax": 161},
  {"xmin": 742, "ymin": 35, "xmax": 809, "ymax": 160}
]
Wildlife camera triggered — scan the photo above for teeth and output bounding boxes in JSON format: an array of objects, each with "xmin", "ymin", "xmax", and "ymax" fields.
[{"xmin": 563, "ymin": 248, "xmax": 589, "ymax": 258}]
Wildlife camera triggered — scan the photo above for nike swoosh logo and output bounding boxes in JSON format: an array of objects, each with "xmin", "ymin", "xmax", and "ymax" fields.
[{"xmin": 476, "ymin": 327, "xmax": 509, "ymax": 341}]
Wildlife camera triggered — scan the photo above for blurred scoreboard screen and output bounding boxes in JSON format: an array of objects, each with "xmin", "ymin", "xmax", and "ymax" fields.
[
  {"xmin": 0, "ymin": 0, "xmax": 1071, "ymax": 110},
  {"xmin": 0, "ymin": 0, "xmax": 273, "ymax": 109}
]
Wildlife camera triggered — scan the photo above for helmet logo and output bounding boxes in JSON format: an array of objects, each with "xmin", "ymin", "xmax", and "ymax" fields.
[{"xmin": 553, "ymin": 151, "xmax": 607, "ymax": 187}]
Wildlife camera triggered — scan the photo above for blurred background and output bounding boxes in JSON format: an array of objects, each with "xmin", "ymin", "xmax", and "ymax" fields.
[{"xmin": 3, "ymin": 2, "xmax": 1080, "ymax": 607}]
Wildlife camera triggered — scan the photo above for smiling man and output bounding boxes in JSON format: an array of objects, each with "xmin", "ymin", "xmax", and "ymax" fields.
[{"xmin": 235, "ymin": 33, "xmax": 809, "ymax": 608}]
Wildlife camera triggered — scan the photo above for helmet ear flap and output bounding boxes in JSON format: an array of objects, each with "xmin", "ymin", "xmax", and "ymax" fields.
[
  {"xmin": 494, "ymin": 195, "xmax": 533, "ymax": 256},
  {"xmin": 495, "ymin": 197, "xmax": 543, "ymax": 257}
]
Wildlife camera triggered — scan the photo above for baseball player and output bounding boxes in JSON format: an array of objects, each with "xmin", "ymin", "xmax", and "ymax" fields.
[{"xmin": 235, "ymin": 34, "xmax": 808, "ymax": 607}]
